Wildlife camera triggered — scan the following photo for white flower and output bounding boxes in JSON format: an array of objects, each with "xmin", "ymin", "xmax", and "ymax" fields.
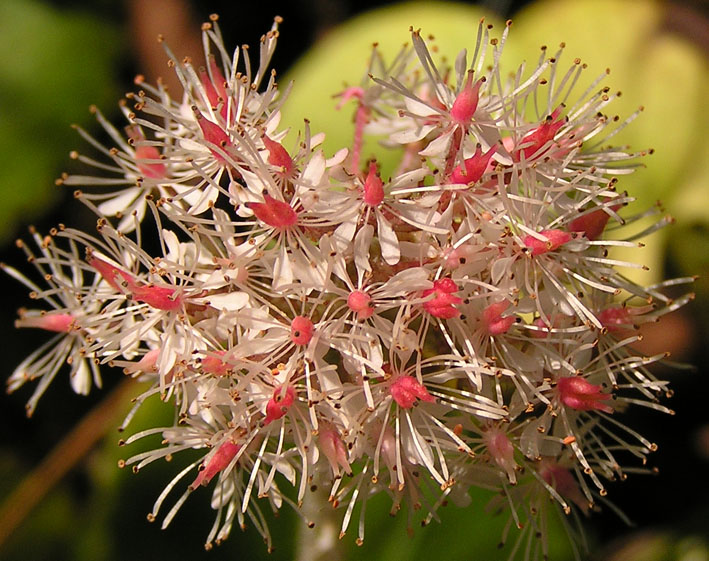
[
  {"xmin": 2, "ymin": 229, "xmax": 104, "ymax": 414},
  {"xmin": 5, "ymin": 14, "xmax": 693, "ymax": 560}
]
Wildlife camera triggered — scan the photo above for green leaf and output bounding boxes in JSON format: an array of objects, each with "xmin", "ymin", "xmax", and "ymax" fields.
[{"xmin": 0, "ymin": 0, "xmax": 121, "ymax": 241}]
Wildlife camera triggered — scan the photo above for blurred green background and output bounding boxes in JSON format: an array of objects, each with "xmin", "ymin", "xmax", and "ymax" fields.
[{"xmin": 0, "ymin": 1, "xmax": 706, "ymax": 560}]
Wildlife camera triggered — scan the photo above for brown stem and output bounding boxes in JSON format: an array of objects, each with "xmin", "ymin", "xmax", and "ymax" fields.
[
  {"xmin": 126, "ymin": 0, "xmax": 202, "ymax": 94},
  {"xmin": 0, "ymin": 377, "xmax": 137, "ymax": 550}
]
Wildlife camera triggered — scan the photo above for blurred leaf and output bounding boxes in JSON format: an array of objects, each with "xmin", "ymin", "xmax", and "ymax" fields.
[
  {"xmin": 345, "ymin": 487, "xmax": 573, "ymax": 561},
  {"xmin": 605, "ymin": 531, "xmax": 709, "ymax": 561},
  {"xmin": 671, "ymin": 138, "xmax": 709, "ymax": 225},
  {"xmin": 0, "ymin": 0, "xmax": 121, "ymax": 241}
]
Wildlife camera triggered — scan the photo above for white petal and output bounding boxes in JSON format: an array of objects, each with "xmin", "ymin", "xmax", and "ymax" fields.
[
  {"xmin": 383, "ymin": 267, "xmax": 432, "ymax": 294},
  {"xmin": 376, "ymin": 213, "xmax": 400, "ymax": 265},
  {"xmin": 404, "ymin": 95, "xmax": 438, "ymax": 118},
  {"xmin": 333, "ymin": 219, "xmax": 356, "ymax": 251},
  {"xmin": 274, "ymin": 458, "xmax": 297, "ymax": 485},
  {"xmin": 404, "ymin": 419, "xmax": 435, "ymax": 469},
  {"xmin": 354, "ymin": 224, "xmax": 373, "ymax": 274},
  {"xmin": 265, "ymin": 110, "xmax": 282, "ymax": 134},
  {"xmin": 97, "ymin": 188, "xmax": 141, "ymax": 217},
  {"xmin": 116, "ymin": 202, "xmax": 146, "ymax": 233},
  {"xmin": 237, "ymin": 168, "xmax": 269, "ymax": 196},
  {"xmin": 179, "ymin": 137, "xmax": 210, "ymax": 155},
  {"xmin": 326, "ymin": 147, "xmax": 349, "ymax": 167},
  {"xmin": 70, "ymin": 358, "xmax": 91, "ymax": 395},
  {"xmin": 273, "ymin": 245, "xmax": 294, "ymax": 289},
  {"xmin": 419, "ymin": 128, "xmax": 452, "ymax": 157},
  {"xmin": 390, "ymin": 124, "xmax": 436, "ymax": 144},
  {"xmin": 491, "ymin": 256, "xmax": 516, "ymax": 285},
  {"xmin": 184, "ymin": 184, "xmax": 219, "ymax": 215},
  {"xmin": 301, "ymin": 150, "xmax": 326, "ymax": 187},
  {"xmin": 162, "ymin": 229, "xmax": 181, "ymax": 261},
  {"xmin": 454, "ymin": 48, "xmax": 467, "ymax": 88},
  {"xmin": 316, "ymin": 365, "xmax": 345, "ymax": 399},
  {"xmin": 310, "ymin": 132, "xmax": 326, "ymax": 148},
  {"xmin": 211, "ymin": 478, "xmax": 235, "ymax": 509},
  {"xmin": 203, "ymin": 291, "xmax": 250, "ymax": 311},
  {"xmin": 520, "ymin": 415, "xmax": 552, "ymax": 460},
  {"xmin": 388, "ymin": 166, "xmax": 430, "ymax": 190}
]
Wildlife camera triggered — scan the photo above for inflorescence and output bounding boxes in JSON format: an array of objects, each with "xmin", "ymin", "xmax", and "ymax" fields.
[{"xmin": 4, "ymin": 14, "xmax": 694, "ymax": 559}]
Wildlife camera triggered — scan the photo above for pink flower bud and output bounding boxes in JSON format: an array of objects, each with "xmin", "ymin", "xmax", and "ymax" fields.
[
  {"xmin": 390, "ymin": 375, "xmax": 435, "ymax": 409},
  {"xmin": 194, "ymin": 108, "xmax": 232, "ymax": 162},
  {"xmin": 483, "ymin": 427, "xmax": 517, "ymax": 483},
  {"xmin": 198, "ymin": 67, "xmax": 221, "ymax": 109},
  {"xmin": 523, "ymin": 229, "xmax": 572, "ymax": 255},
  {"xmin": 483, "ymin": 300, "xmax": 516, "ymax": 335},
  {"xmin": 378, "ymin": 425, "xmax": 398, "ymax": 478},
  {"xmin": 362, "ymin": 161, "xmax": 384, "ymax": 207},
  {"xmin": 131, "ymin": 284, "xmax": 182, "ymax": 311},
  {"xmin": 318, "ymin": 422, "xmax": 352, "ymax": 477},
  {"xmin": 347, "ymin": 290, "xmax": 374, "ymax": 319},
  {"xmin": 442, "ymin": 244, "xmax": 474, "ymax": 269},
  {"xmin": 557, "ymin": 376, "xmax": 613, "ymax": 414},
  {"xmin": 569, "ymin": 208, "xmax": 610, "ymax": 240},
  {"xmin": 530, "ymin": 317, "xmax": 552, "ymax": 339},
  {"xmin": 201, "ymin": 350, "xmax": 231, "ymax": 376},
  {"xmin": 290, "ymin": 315, "xmax": 314, "ymax": 346},
  {"xmin": 539, "ymin": 459, "xmax": 589, "ymax": 513},
  {"xmin": 514, "ymin": 106, "xmax": 566, "ymax": 160},
  {"xmin": 15, "ymin": 312, "xmax": 76, "ymax": 333},
  {"xmin": 88, "ymin": 255, "xmax": 136, "ymax": 291},
  {"xmin": 263, "ymin": 135, "xmax": 294, "ymax": 177},
  {"xmin": 597, "ymin": 306, "xmax": 632, "ymax": 332},
  {"xmin": 264, "ymin": 385, "xmax": 296, "ymax": 425},
  {"xmin": 449, "ymin": 145, "xmax": 496, "ymax": 185},
  {"xmin": 126, "ymin": 126, "xmax": 166, "ymax": 179},
  {"xmin": 422, "ymin": 278, "xmax": 462, "ymax": 319},
  {"xmin": 199, "ymin": 57, "xmax": 229, "ymax": 119},
  {"xmin": 190, "ymin": 440, "xmax": 241, "ymax": 489},
  {"xmin": 207, "ymin": 56, "xmax": 228, "ymax": 102},
  {"xmin": 568, "ymin": 207, "xmax": 615, "ymax": 241},
  {"xmin": 450, "ymin": 72, "xmax": 482, "ymax": 127},
  {"xmin": 123, "ymin": 348, "xmax": 161, "ymax": 375},
  {"xmin": 246, "ymin": 194, "xmax": 298, "ymax": 230},
  {"xmin": 89, "ymin": 255, "xmax": 181, "ymax": 310}
]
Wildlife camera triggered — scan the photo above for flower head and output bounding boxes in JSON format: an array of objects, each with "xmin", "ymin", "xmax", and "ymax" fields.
[{"xmin": 4, "ymin": 13, "xmax": 694, "ymax": 560}]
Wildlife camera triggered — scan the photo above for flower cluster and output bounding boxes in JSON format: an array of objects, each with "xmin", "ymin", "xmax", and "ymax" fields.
[{"xmin": 5, "ymin": 14, "xmax": 693, "ymax": 557}]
